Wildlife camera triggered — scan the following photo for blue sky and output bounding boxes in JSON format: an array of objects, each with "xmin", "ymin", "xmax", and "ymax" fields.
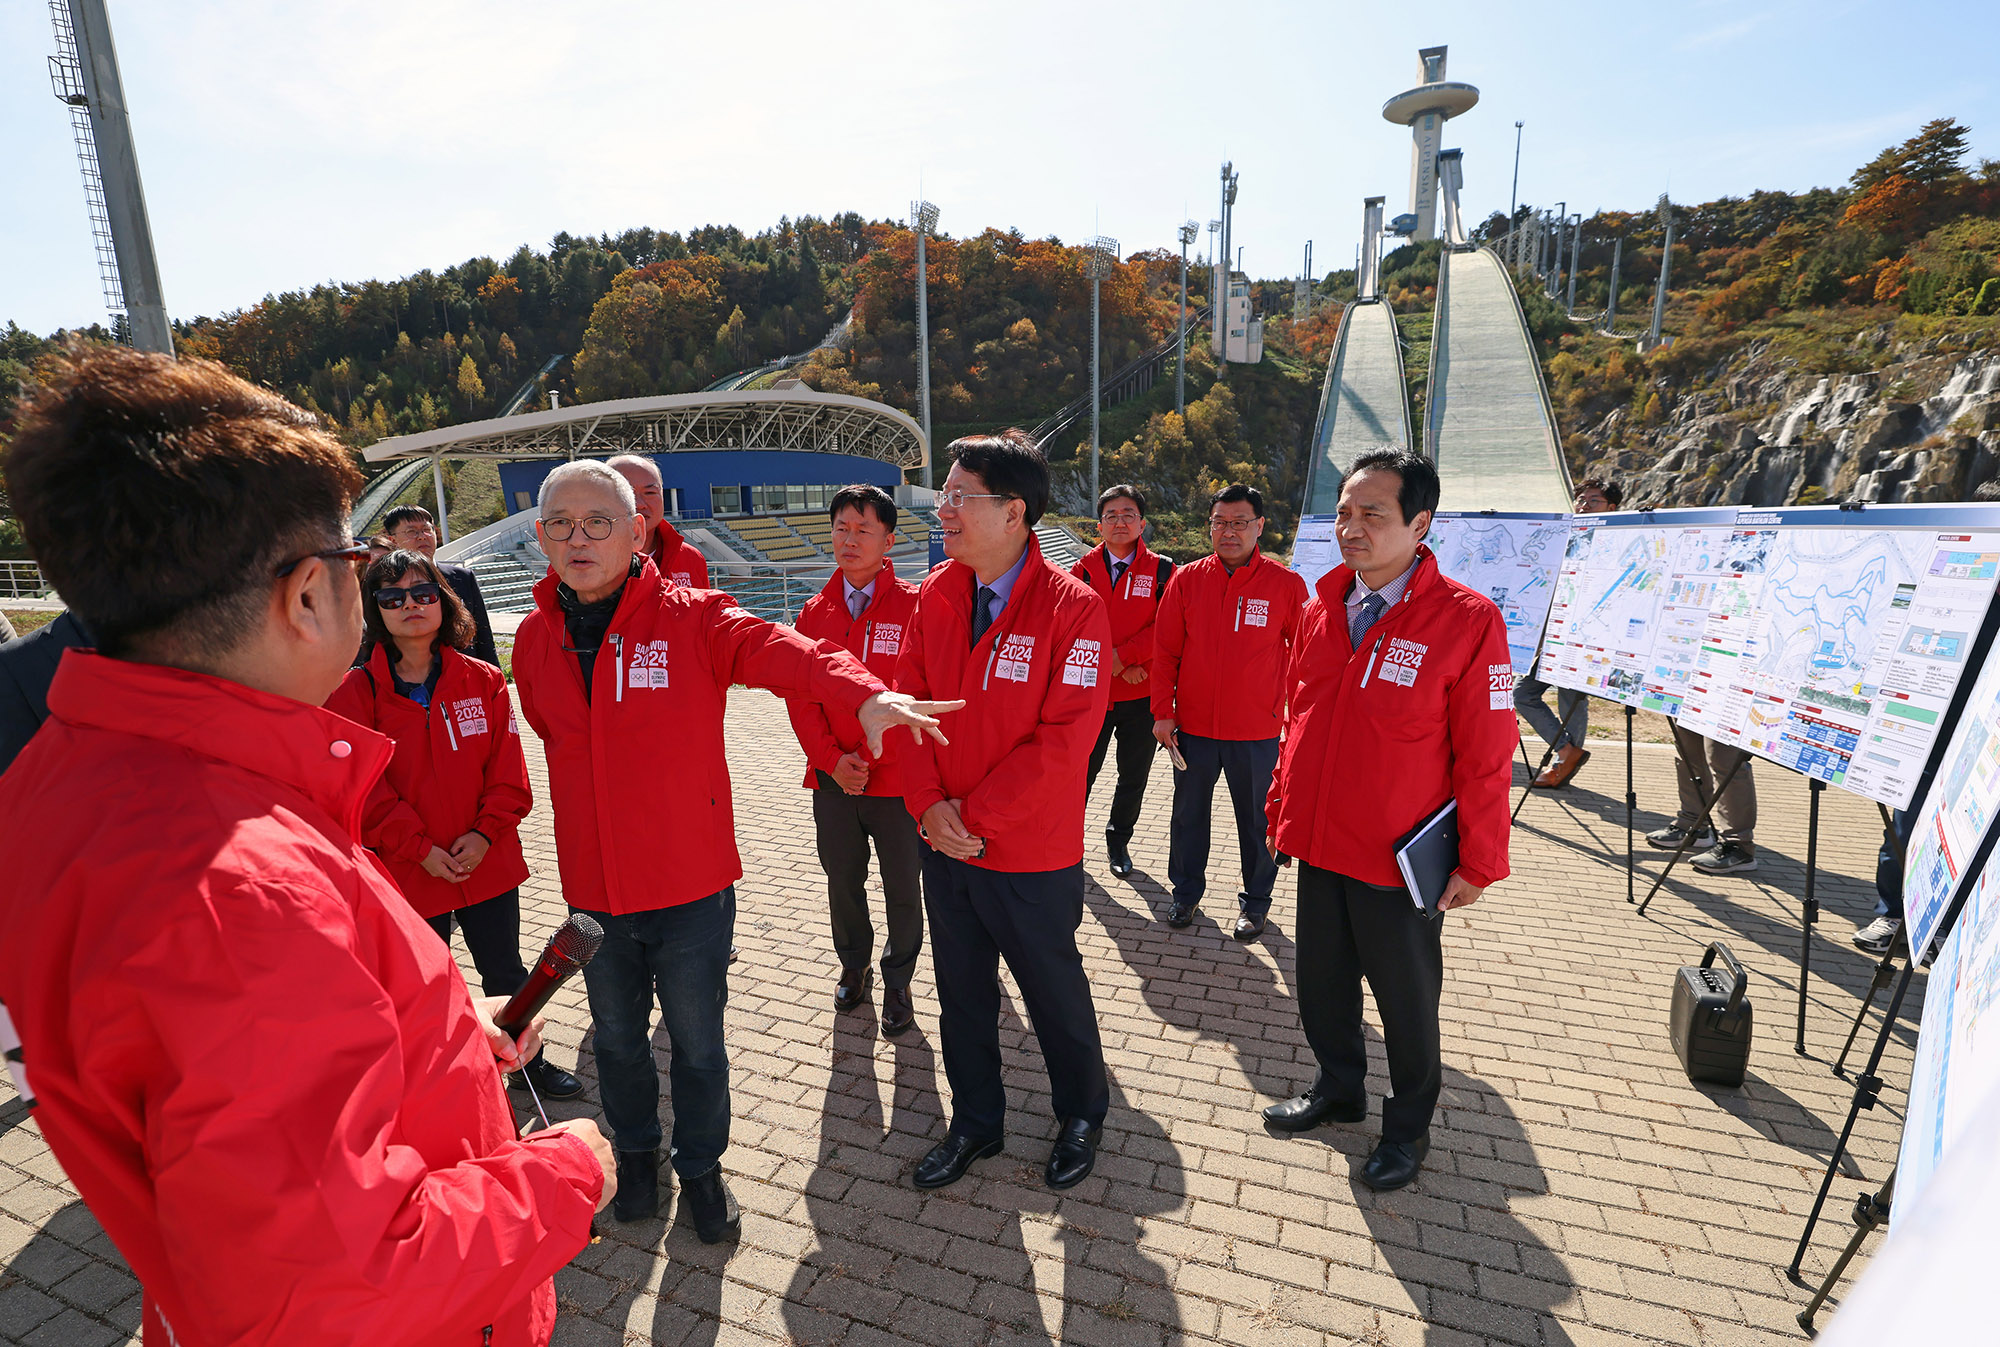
[{"xmin": 2, "ymin": 0, "xmax": 1994, "ymax": 335}]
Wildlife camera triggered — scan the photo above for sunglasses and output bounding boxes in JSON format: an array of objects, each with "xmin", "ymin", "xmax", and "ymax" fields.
[{"xmin": 375, "ymin": 582, "xmax": 442, "ymax": 610}]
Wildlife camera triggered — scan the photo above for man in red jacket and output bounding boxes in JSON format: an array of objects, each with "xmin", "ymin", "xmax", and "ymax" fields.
[
  {"xmin": 895, "ymin": 430, "xmax": 1116, "ymax": 1192},
  {"xmin": 513, "ymin": 460, "xmax": 957, "ymax": 1239},
  {"xmin": 784, "ymin": 484, "xmax": 924, "ymax": 1034},
  {"xmin": 1262, "ymin": 450, "xmax": 1515, "ymax": 1192},
  {"xmin": 608, "ymin": 452, "xmax": 711, "ymax": 587},
  {"xmin": 0, "ymin": 345, "xmax": 614, "ymax": 1346},
  {"xmin": 1151, "ymin": 484, "xmax": 1308, "ymax": 940},
  {"xmin": 1072, "ymin": 484, "xmax": 1176, "ymax": 878}
]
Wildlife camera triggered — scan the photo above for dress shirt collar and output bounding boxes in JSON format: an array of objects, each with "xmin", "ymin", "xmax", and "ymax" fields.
[{"xmin": 1346, "ymin": 556, "xmax": 1419, "ymax": 613}]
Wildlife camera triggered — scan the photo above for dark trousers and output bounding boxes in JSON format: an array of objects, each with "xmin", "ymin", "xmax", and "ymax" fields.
[
  {"xmin": 1294, "ymin": 863, "xmax": 1445, "ymax": 1143},
  {"xmin": 1168, "ymin": 733, "xmax": 1281, "ymax": 913},
  {"xmin": 427, "ymin": 888, "xmax": 530, "ymax": 998},
  {"xmin": 921, "ymin": 850, "xmax": 1108, "ymax": 1139},
  {"xmin": 1086, "ymin": 697, "xmax": 1158, "ymax": 845},
  {"xmin": 577, "ymin": 887, "xmax": 734, "ymax": 1177},
  {"xmin": 813, "ymin": 775, "xmax": 925, "ymax": 988}
]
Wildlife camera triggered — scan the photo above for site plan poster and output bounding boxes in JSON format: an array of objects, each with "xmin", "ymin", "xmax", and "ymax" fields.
[
  {"xmin": 1904, "ymin": 604, "xmax": 2000, "ymax": 961},
  {"xmin": 1426, "ymin": 511, "xmax": 1569, "ymax": 679},
  {"xmin": 1673, "ymin": 505, "xmax": 2000, "ymax": 807},
  {"xmin": 1289, "ymin": 514, "xmax": 1340, "ymax": 593},
  {"xmin": 1539, "ymin": 508, "xmax": 1740, "ymax": 711},
  {"xmin": 1896, "ymin": 849, "xmax": 2000, "ymax": 1224}
]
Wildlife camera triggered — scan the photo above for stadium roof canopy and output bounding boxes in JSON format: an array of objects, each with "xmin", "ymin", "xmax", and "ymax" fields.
[{"xmin": 362, "ymin": 390, "xmax": 927, "ymax": 471}]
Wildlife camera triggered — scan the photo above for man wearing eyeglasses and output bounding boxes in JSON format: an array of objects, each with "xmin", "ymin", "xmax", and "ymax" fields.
[
  {"xmin": 0, "ymin": 347, "xmax": 615, "ymax": 1346},
  {"xmin": 511, "ymin": 460, "xmax": 961, "ymax": 1241},
  {"xmin": 1150, "ymin": 484, "xmax": 1308, "ymax": 941},
  {"xmin": 381, "ymin": 504, "xmax": 502, "ymax": 668},
  {"xmin": 1072, "ymin": 484, "xmax": 1176, "ymax": 879},
  {"xmin": 894, "ymin": 430, "xmax": 1115, "ymax": 1193}
]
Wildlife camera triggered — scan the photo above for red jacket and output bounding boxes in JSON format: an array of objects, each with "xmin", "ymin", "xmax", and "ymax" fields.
[
  {"xmin": 325, "ymin": 645, "xmax": 533, "ymax": 919},
  {"xmin": 1150, "ymin": 549, "xmax": 1309, "ymax": 740},
  {"xmin": 784, "ymin": 561, "xmax": 920, "ymax": 796},
  {"xmin": 895, "ymin": 537, "xmax": 1113, "ymax": 872},
  {"xmin": 1266, "ymin": 547, "xmax": 1516, "ymax": 889},
  {"xmin": 513, "ymin": 558, "xmax": 884, "ymax": 914},
  {"xmin": 1070, "ymin": 540, "xmax": 1176, "ymax": 704},
  {"xmin": 649, "ymin": 519, "xmax": 710, "ymax": 588},
  {"xmin": 0, "ymin": 654, "xmax": 601, "ymax": 1347}
]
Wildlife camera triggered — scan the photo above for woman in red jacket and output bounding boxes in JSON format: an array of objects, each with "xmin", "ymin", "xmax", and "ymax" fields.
[{"xmin": 328, "ymin": 549, "xmax": 582, "ymax": 1100}]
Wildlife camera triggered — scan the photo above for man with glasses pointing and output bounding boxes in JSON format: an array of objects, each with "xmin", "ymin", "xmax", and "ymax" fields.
[
  {"xmin": 512, "ymin": 460, "xmax": 961, "ymax": 1239},
  {"xmin": 1151, "ymin": 484, "xmax": 1307, "ymax": 940}
]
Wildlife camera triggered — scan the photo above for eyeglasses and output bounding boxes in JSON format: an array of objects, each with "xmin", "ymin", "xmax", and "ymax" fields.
[
  {"xmin": 541, "ymin": 516, "xmax": 620, "ymax": 541},
  {"xmin": 274, "ymin": 539, "xmax": 370, "ymax": 577},
  {"xmin": 1208, "ymin": 518, "xmax": 1259, "ymax": 534},
  {"xmin": 375, "ymin": 582, "xmax": 442, "ymax": 610},
  {"xmin": 1099, "ymin": 511, "xmax": 1143, "ymax": 524},
  {"xmin": 938, "ymin": 489, "xmax": 1012, "ymax": 510}
]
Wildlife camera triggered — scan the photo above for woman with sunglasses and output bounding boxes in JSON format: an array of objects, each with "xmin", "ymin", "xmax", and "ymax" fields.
[{"xmin": 327, "ymin": 549, "xmax": 582, "ymax": 1100}]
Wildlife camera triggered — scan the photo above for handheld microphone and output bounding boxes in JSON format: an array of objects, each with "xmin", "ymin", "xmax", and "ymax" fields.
[{"xmin": 496, "ymin": 912, "xmax": 605, "ymax": 1040}]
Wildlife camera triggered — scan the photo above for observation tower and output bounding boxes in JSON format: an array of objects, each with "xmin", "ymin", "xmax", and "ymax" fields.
[{"xmin": 1381, "ymin": 46, "xmax": 1479, "ymax": 242}]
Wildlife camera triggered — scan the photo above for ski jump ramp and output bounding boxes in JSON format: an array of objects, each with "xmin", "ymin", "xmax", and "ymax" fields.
[
  {"xmin": 1423, "ymin": 247, "xmax": 1572, "ymax": 512},
  {"xmin": 1301, "ymin": 298, "xmax": 1411, "ymax": 515}
]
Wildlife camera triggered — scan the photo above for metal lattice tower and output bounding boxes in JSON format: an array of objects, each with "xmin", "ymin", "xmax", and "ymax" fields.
[{"xmin": 47, "ymin": 1, "xmax": 124, "ymax": 324}]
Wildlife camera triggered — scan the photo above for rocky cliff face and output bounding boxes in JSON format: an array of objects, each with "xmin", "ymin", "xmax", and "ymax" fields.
[{"xmin": 1581, "ymin": 334, "xmax": 2000, "ymax": 508}]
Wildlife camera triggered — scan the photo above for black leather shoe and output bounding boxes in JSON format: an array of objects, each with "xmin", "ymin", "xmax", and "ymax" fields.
[
  {"xmin": 881, "ymin": 985, "xmax": 916, "ymax": 1036},
  {"xmin": 680, "ymin": 1165, "xmax": 740, "ymax": 1243},
  {"xmin": 729, "ymin": 945, "xmax": 739, "ymax": 964},
  {"xmin": 834, "ymin": 965, "xmax": 872, "ymax": 1012},
  {"xmin": 1045, "ymin": 1118, "xmax": 1102, "ymax": 1190},
  {"xmin": 1359, "ymin": 1134, "xmax": 1430, "ymax": 1191},
  {"xmin": 1262, "ymin": 1093, "xmax": 1367, "ymax": 1132},
  {"xmin": 1106, "ymin": 833, "xmax": 1134, "ymax": 877},
  {"xmin": 1233, "ymin": 913, "xmax": 1267, "ymax": 941},
  {"xmin": 512, "ymin": 1053, "xmax": 583, "ymax": 1100},
  {"xmin": 611, "ymin": 1149, "xmax": 659, "ymax": 1222},
  {"xmin": 912, "ymin": 1132, "xmax": 1004, "ymax": 1189},
  {"xmin": 1167, "ymin": 899, "xmax": 1198, "ymax": 928}
]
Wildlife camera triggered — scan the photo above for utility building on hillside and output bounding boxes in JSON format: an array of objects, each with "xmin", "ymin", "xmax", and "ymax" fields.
[{"xmin": 1223, "ymin": 273, "xmax": 1264, "ymax": 364}]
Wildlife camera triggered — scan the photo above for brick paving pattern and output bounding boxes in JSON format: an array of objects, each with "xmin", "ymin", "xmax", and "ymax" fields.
[{"xmin": 0, "ymin": 696, "xmax": 1922, "ymax": 1344}]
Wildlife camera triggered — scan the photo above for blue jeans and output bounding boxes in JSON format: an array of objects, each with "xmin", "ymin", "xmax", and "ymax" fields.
[{"xmin": 577, "ymin": 887, "xmax": 734, "ymax": 1177}]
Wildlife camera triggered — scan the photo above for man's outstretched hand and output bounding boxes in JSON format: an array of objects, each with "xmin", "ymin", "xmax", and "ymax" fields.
[{"xmin": 857, "ymin": 691, "xmax": 965, "ymax": 757}]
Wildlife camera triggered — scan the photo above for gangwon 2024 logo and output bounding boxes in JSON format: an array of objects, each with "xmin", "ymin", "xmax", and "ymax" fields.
[
  {"xmin": 1379, "ymin": 637, "xmax": 1428, "ymax": 687},
  {"xmin": 628, "ymin": 639, "xmax": 671, "ymax": 689},
  {"xmin": 1063, "ymin": 639, "xmax": 1101, "ymax": 687}
]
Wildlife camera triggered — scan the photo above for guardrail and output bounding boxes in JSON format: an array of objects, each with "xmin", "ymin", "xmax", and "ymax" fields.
[{"xmin": 0, "ymin": 560, "xmax": 51, "ymax": 599}]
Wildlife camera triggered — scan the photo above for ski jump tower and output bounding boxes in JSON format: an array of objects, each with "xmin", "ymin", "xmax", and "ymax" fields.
[{"xmin": 1381, "ymin": 46, "xmax": 1479, "ymax": 242}]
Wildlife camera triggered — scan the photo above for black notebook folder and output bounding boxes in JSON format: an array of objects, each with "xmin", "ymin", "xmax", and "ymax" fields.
[{"xmin": 1394, "ymin": 800, "xmax": 1459, "ymax": 917}]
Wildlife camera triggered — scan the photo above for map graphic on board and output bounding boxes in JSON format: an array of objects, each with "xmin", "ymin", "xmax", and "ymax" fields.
[
  {"xmin": 1426, "ymin": 512, "xmax": 1569, "ymax": 678},
  {"xmin": 1904, "ymin": 621, "xmax": 2000, "ymax": 961},
  {"xmin": 1539, "ymin": 509, "xmax": 1739, "ymax": 712},
  {"xmin": 1674, "ymin": 507, "xmax": 2000, "ymax": 807},
  {"xmin": 1897, "ymin": 848, "xmax": 2000, "ymax": 1225}
]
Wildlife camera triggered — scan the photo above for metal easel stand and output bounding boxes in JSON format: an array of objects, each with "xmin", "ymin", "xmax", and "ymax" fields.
[
  {"xmin": 1786, "ymin": 960, "xmax": 1913, "ymax": 1281},
  {"xmin": 1796, "ymin": 778, "xmax": 1826, "ymax": 1056},
  {"xmin": 1634, "ymin": 739, "xmax": 1745, "ymax": 915},
  {"xmin": 1626, "ymin": 704, "xmax": 1636, "ymax": 907},
  {"xmin": 1834, "ymin": 803, "xmax": 1909, "ymax": 1080},
  {"xmin": 1511, "ymin": 734, "xmax": 1554, "ymax": 822},
  {"xmin": 1795, "ymin": 1167, "xmax": 1894, "ymax": 1335}
]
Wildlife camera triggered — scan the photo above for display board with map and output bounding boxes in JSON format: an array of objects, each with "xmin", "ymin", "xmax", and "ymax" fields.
[
  {"xmin": 1667, "ymin": 505, "xmax": 2000, "ymax": 807},
  {"xmin": 1289, "ymin": 515, "xmax": 1340, "ymax": 593},
  {"xmin": 1903, "ymin": 614, "xmax": 2000, "ymax": 962},
  {"xmin": 1896, "ymin": 843, "xmax": 2000, "ymax": 1224},
  {"xmin": 1426, "ymin": 512, "xmax": 1569, "ymax": 678},
  {"xmin": 1539, "ymin": 509, "xmax": 1740, "ymax": 712}
]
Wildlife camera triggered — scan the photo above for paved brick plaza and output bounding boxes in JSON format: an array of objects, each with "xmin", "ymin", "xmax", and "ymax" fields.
[{"xmin": 0, "ymin": 694, "xmax": 1921, "ymax": 1345}]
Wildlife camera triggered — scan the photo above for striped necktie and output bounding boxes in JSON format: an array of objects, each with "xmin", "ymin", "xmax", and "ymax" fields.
[{"xmin": 1349, "ymin": 591, "xmax": 1388, "ymax": 647}]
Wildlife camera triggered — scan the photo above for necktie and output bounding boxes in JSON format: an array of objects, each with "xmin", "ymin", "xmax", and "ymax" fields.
[
  {"xmin": 848, "ymin": 589, "xmax": 868, "ymax": 621},
  {"xmin": 1110, "ymin": 560, "xmax": 1128, "ymax": 591},
  {"xmin": 971, "ymin": 586, "xmax": 998, "ymax": 645},
  {"xmin": 1349, "ymin": 591, "xmax": 1388, "ymax": 647}
]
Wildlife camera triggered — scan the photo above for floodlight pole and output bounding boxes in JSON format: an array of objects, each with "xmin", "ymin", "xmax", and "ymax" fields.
[
  {"xmin": 1605, "ymin": 235, "xmax": 1623, "ymax": 330},
  {"xmin": 1509, "ymin": 121, "xmax": 1523, "ymax": 223},
  {"xmin": 1084, "ymin": 236, "xmax": 1119, "ymax": 505},
  {"xmin": 912, "ymin": 200, "xmax": 939, "ymax": 488},
  {"xmin": 431, "ymin": 455, "xmax": 452, "ymax": 545},
  {"xmin": 1565, "ymin": 214, "xmax": 1582, "ymax": 314},
  {"xmin": 1649, "ymin": 195, "xmax": 1675, "ymax": 350},
  {"xmin": 1177, "ymin": 220, "xmax": 1198, "ymax": 415}
]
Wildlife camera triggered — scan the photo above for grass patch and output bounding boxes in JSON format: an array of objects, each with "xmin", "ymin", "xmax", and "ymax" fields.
[{"xmin": 4, "ymin": 610, "xmax": 58, "ymax": 637}]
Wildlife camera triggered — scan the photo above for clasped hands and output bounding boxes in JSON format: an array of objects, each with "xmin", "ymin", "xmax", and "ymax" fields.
[
  {"xmin": 420, "ymin": 830, "xmax": 492, "ymax": 884},
  {"xmin": 921, "ymin": 798, "xmax": 986, "ymax": 860}
]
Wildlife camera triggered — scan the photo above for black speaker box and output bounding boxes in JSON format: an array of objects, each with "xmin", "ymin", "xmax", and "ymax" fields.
[{"xmin": 1670, "ymin": 941, "xmax": 1753, "ymax": 1087}]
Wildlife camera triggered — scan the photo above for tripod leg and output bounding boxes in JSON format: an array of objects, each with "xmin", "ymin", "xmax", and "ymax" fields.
[
  {"xmin": 1833, "ymin": 953, "xmax": 1899, "ymax": 1079},
  {"xmin": 1626, "ymin": 705, "xmax": 1636, "ymax": 908},
  {"xmin": 1512, "ymin": 734, "xmax": 1553, "ymax": 822},
  {"xmin": 1637, "ymin": 750, "xmax": 1743, "ymax": 915},
  {"xmin": 1789, "ymin": 964, "xmax": 1912, "ymax": 1279},
  {"xmin": 1795, "ymin": 1169, "xmax": 1894, "ymax": 1332},
  {"xmin": 1798, "ymin": 778, "xmax": 1824, "ymax": 1056}
]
